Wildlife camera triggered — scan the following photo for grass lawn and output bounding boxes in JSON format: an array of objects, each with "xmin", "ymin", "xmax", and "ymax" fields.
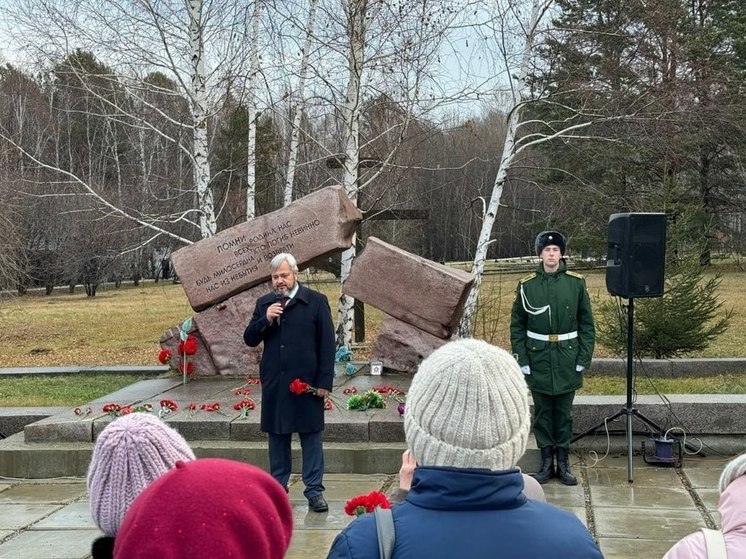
[{"xmin": 0, "ymin": 264, "xmax": 743, "ymax": 405}]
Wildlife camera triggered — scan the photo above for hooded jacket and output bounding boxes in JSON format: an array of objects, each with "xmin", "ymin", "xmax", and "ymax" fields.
[{"xmin": 326, "ymin": 466, "xmax": 604, "ymax": 559}]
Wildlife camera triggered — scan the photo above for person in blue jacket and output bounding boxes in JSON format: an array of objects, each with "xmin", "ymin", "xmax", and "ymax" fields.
[
  {"xmin": 244, "ymin": 252, "xmax": 335, "ymax": 513},
  {"xmin": 326, "ymin": 339, "xmax": 604, "ymax": 559}
]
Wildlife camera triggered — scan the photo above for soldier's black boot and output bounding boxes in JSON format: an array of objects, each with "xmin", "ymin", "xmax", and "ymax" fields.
[
  {"xmin": 531, "ymin": 446, "xmax": 555, "ymax": 484},
  {"xmin": 556, "ymin": 447, "xmax": 578, "ymax": 486}
]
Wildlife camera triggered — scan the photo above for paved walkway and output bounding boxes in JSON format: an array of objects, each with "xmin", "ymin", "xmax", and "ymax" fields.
[{"xmin": 0, "ymin": 452, "xmax": 729, "ymax": 559}]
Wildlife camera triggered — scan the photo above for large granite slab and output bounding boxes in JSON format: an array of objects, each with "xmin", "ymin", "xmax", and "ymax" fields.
[
  {"xmin": 370, "ymin": 314, "xmax": 449, "ymax": 373},
  {"xmin": 342, "ymin": 237, "xmax": 474, "ymax": 339},
  {"xmin": 191, "ymin": 283, "xmax": 272, "ymax": 375},
  {"xmin": 172, "ymin": 185, "xmax": 361, "ymax": 311}
]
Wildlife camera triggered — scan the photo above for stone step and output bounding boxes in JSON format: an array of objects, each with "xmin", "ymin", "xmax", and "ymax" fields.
[{"xmin": 0, "ymin": 433, "xmax": 542, "ymax": 478}]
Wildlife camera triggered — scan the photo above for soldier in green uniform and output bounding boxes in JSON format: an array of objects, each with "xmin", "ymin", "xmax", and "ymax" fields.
[{"xmin": 510, "ymin": 231, "xmax": 595, "ymax": 485}]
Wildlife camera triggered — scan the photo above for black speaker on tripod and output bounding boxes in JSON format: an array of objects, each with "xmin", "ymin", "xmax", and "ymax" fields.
[{"xmin": 606, "ymin": 212, "xmax": 667, "ymax": 298}]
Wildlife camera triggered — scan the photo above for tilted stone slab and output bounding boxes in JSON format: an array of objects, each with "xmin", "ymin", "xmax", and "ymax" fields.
[
  {"xmin": 342, "ymin": 237, "xmax": 475, "ymax": 339},
  {"xmin": 192, "ymin": 283, "xmax": 271, "ymax": 376},
  {"xmin": 370, "ymin": 314, "xmax": 450, "ymax": 373},
  {"xmin": 172, "ymin": 185, "xmax": 362, "ymax": 311}
]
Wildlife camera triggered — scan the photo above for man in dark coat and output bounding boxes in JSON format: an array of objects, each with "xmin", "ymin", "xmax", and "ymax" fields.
[
  {"xmin": 510, "ymin": 231, "xmax": 595, "ymax": 486},
  {"xmin": 244, "ymin": 253, "xmax": 335, "ymax": 512}
]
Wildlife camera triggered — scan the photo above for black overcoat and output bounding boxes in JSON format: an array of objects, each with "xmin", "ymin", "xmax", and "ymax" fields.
[{"xmin": 243, "ymin": 283, "xmax": 335, "ymax": 434}]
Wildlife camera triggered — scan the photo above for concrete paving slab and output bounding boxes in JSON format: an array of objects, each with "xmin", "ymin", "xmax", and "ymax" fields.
[
  {"xmin": 0, "ymin": 483, "xmax": 85, "ymax": 504},
  {"xmin": 0, "ymin": 527, "xmax": 101, "ymax": 559},
  {"xmin": 32, "ymin": 501, "xmax": 97, "ymax": 530},
  {"xmin": 0, "ymin": 504, "xmax": 62, "ymax": 529},
  {"xmin": 684, "ymin": 461, "xmax": 725, "ymax": 488},
  {"xmin": 286, "ymin": 530, "xmax": 341, "ymax": 559},
  {"xmin": 540, "ymin": 483, "xmax": 586, "ymax": 507},
  {"xmin": 697, "ymin": 487, "xmax": 719, "ymax": 512},
  {"xmin": 590, "ymin": 484, "xmax": 694, "ymax": 508},
  {"xmin": 599, "ymin": 537, "xmax": 680, "ymax": 559},
  {"xmin": 289, "ymin": 502, "xmax": 355, "ymax": 531},
  {"xmin": 594, "ymin": 506, "xmax": 706, "ymax": 540}
]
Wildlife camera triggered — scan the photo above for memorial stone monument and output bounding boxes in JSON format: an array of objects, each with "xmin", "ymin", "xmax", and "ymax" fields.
[{"xmin": 160, "ymin": 186, "xmax": 362, "ymax": 376}]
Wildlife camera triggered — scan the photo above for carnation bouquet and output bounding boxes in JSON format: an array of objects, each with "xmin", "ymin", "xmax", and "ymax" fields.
[{"xmin": 344, "ymin": 491, "xmax": 391, "ymax": 517}]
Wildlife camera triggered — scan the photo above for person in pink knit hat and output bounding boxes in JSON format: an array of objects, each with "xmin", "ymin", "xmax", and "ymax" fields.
[
  {"xmin": 87, "ymin": 412, "xmax": 195, "ymax": 558},
  {"xmin": 113, "ymin": 458, "xmax": 293, "ymax": 559},
  {"xmin": 663, "ymin": 452, "xmax": 746, "ymax": 559}
]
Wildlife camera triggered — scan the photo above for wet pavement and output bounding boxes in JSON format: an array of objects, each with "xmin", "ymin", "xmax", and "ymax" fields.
[{"xmin": 0, "ymin": 452, "xmax": 730, "ymax": 559}]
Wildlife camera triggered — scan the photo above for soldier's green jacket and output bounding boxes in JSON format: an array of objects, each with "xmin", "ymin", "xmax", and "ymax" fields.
[{"xmin": 510, "ymin": 260, "xmax": 595, "ymax": 396}]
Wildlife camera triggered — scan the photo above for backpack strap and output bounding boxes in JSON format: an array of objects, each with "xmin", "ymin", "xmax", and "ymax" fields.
[
  {"xmin": 701, "ymin": 528, "xmax": 728, "ymax": 559},
  {"xmin": 374, "ymin": 507, "xmax": 395, "ymax": 559}
]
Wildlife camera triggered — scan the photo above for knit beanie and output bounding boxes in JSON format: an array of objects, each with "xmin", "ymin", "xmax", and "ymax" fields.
[
  {"xmin": 113, "ymin": 458, "xmax": 294, "ymax": 559},
  {"xmin": 405, "ymin": 338, "xmax": 530, "ymax": 471},
  {"xmin": 87, "ymin": 413, "xmax": 195, "ymax": 536},
  {"xmin": 719, "ymin": 452, "xmax": 746, "ymax": 493},
  {"xmin": 535, "ymin": 230, "xmax": 566, "ymax": 256}
]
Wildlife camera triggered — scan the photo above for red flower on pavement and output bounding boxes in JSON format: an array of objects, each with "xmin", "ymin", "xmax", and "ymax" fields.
[
  {"xmin": 343, "ymin": 387, "xmax": 358, "ymax": 395},
  {"xmin": 344, "ymin": 491, "xmax": 391, "ymax": 517},
  {"xmin": 158, "ymin": 399, "xmax": 178, "ymax": 418},
  {"xmin": 120, "ymin": 406, "xmax": 134, "ymax": 415},
  {"xmin": 233, "ymin": 399, "xmax": 256, "ymax": 420},
  {"xmin": 157, "ymin": 349, "xmax": 172, "ymax": 365}
]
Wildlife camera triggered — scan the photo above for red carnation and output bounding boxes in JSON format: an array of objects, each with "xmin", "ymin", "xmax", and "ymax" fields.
[
  {"xmin": 177, "ymin": 335, "xmax": 198, "ymax": 356},
  {"xmin": 344, "ymin": 491, "xmax": 391, "ymax": 517},
  {"xmin": 178, "ymin": 361, "xmax": 195, "ymax": 376},
  {"xmin": 157, "ymin": 349, "xmax": 172, "ymax": 364},
  {"xmin": 289, "ymin": 378, "xmax": 310, "ymax": 395}
]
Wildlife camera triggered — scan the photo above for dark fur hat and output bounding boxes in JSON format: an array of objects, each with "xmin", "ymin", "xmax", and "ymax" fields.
[{"xmin": 534, "ymin": 231, "xmax": 566, "ymax": 255}]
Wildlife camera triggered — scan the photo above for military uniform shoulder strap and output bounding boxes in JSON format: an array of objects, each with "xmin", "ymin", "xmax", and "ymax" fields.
[
  {"xmin": 566, "ymin": 270, "xmax": 585, "ymax": 280},
  {"xmin": 519, "ymin": 272, "xmax": 537, "ymax": 284}
]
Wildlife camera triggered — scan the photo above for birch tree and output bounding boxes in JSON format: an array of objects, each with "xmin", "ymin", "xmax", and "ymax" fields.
[{"xmin": 458, "ymin": 0, "xmax": 553, "ymax": 337}]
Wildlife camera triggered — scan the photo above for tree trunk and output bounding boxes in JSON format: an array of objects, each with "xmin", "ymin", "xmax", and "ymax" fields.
[
  {"xmin": 336, "ymin": 0, "xmax": 367, "ymax": 349},
  {"xmin": 189, "ymin": 0, "xmax": 216, "ymax": 238},
  {"xmin": 284, "ymin": 0, "xmax": 319, "ymax": 206},
  {"xmin": 458, "ymin": 0, "xmax": 548, "ymax": 338},
  {"xmin": 246, "ymin": 0, "xmax": 261, "ymax": 221}
]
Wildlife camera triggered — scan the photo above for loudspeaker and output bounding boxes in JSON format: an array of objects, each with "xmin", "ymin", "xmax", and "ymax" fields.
[{"xmin": 606, "ymin": 213, "xmax": 666, "ymax": 298}]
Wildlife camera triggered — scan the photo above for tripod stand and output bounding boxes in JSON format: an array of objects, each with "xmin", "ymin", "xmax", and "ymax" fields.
[{"xmin": 571, "ymin": 297, "xmax": 666, "ymax": 482}]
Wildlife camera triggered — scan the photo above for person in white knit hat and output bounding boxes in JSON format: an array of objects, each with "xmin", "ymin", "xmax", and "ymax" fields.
[
  {"xmin": 663, "ymin": 452, "xmax": 746, "ymax": 559},
  {"xmin": 326, "ymin": 338, "xmax": 603, "ymax": 559}
]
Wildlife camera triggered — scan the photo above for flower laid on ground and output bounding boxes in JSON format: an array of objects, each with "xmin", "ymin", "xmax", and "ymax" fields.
[
  {"xmin": 73, "ymin": 407, "xmax": 92, "ymax": 420},
  {"xmin": 344, "ymin": 491, "xmax": 391, "ymax": 517},
  {"xmin": 199, "ymin": 402, "xmax": 225, "ymax": 415},
  {"xmin": 233, "ymin": 399, "xmax": 256, "ymax": 420},
  {"xmin": 183, "ymin": 402, "xmax": 226, "ymax": 417},
  {"xmin": 397, "ymin": 402, "xmax": 405, "ymax": 417},
  {"xmin": 158, "ymin": 399, "xmax": 179, "ymax": 418},
  {"xmin": 343, "ymin": 387, "xmax": 358, "ymax": 395},
  {"xmin": 103, "ymin": 403, "xmax": 152, "ymax": 417},
  {"xmin": 324, "ymin": 399, "xmax": 334, "ymax": 411},
  {"xmin": 372, "ymin": 385, "xmax": 405, "ymax": 397},
  {"xmin": 346, "ymin": 389, "xmax": 387, "ymax": 411},
  {"xmin": 233, "ymin": 377, "xmax": 260, "ymax": 396}
]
